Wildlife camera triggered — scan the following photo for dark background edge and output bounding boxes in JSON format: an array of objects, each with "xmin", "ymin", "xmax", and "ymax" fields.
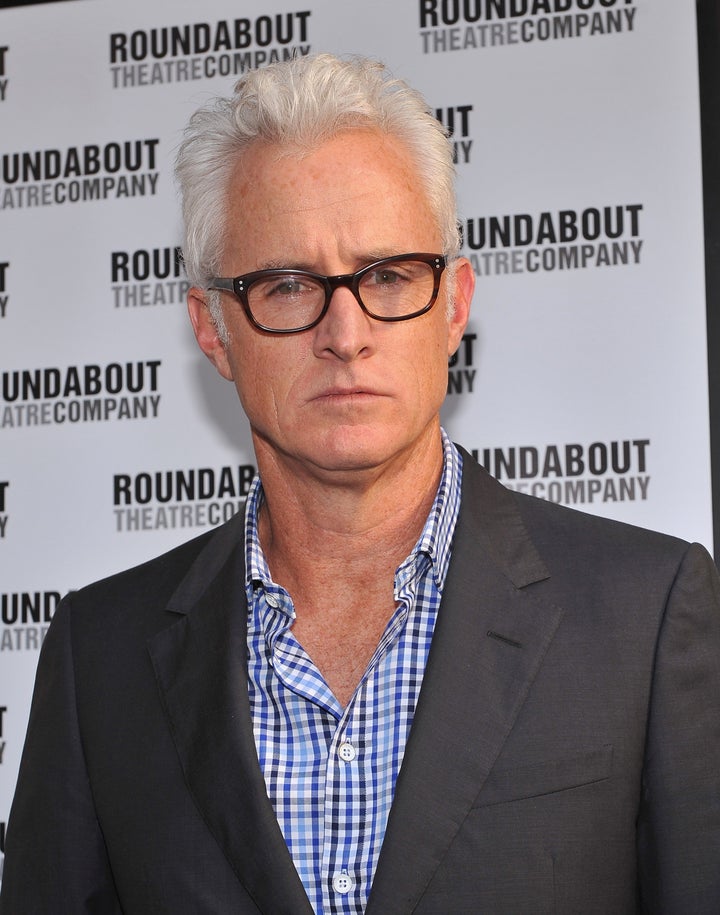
[{"xmin": 698, "ymin": 0, "xmax": 720, "ymax": 561}]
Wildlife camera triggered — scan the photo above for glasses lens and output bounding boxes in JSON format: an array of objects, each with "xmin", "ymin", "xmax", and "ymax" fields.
[
  {"xmin": 247, "ymin": 273, "xmax": 326, "ymax": 331},
  {"xmin": 358, "ymin": 259, "xmax": 436, "ymax": 318}
]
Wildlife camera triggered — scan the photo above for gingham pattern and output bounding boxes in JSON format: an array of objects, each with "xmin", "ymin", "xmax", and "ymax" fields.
[{"xmin": 245, "ymin": 431, "xmax": 463, "ymax": 914}]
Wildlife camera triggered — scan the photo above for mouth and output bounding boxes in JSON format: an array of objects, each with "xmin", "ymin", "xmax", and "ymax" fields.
[{"xmin": 312, "ymin": 387, "xmax": 383, "ymax": 403}]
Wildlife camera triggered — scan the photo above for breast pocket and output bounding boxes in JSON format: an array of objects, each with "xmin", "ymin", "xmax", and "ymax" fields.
[{"xmin": 473, "ymin": 744, "xmax": 614, "ymax": 808}]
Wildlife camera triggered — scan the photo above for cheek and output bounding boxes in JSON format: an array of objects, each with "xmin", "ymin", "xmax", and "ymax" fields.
[
  {"xmin": 415, "ymin": 328, "xmax": 451, "ymax": 386},
  {"xmin": 227, "ymin": 338, "xmax": 306, "ymax": 418},
  {"xmin": 224, "ymin": 341, "xmax": 268, "ymax": 411},
  {"xmin": 394, "ymin": 343, "xmax": 449, "ymax": 412}
]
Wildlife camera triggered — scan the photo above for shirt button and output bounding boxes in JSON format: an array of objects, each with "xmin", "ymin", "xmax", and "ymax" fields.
[
  {"xmin": 338, "ymin": 742, "xmax": 356, "ymax": 762},
  {"xmin": 265, "ymin": 593, "xmax": 279, "ymax": 608},
  {"xmin": 332, "ymin": 871, "xmax": 355, "ymax": 894}
]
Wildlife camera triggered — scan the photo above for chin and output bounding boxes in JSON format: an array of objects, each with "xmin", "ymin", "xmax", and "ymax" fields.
[{"xmin": 303, "ymin": 426, "xmax": 414, "ymax": 475}]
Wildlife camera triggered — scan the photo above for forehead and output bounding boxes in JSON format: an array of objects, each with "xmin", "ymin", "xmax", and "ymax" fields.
[
  {"xmin": 222, "ymin": 130, "xmax": 440, "ymax": 270},
  {"xmin": 234, "ymin": 128, "xmax": 418, "ymax": 189}
]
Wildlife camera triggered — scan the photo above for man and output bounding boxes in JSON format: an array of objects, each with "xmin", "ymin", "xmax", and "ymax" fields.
[{"xmin": 1, "ymin": 54, "xmax": 719, "ymax": 914}]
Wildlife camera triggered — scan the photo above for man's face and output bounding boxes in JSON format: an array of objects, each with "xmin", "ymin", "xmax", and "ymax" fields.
[{"xmin": 189, "ymin": 128, "xmax": 473, "ymax": 483}]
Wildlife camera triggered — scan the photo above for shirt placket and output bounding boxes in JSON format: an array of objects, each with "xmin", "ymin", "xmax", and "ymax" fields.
[{"xmin": 319, "ymin": 581, "xmax": 419, "ymax": 915}]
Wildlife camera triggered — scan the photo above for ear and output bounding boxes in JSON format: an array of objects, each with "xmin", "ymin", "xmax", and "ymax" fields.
[
  {"xmin": 187, "ymin": 287, "xmax": 233, "ymax": 381},
  {"xmin": 447, "ymin": 257, "xmax": 474, "ymax": 357}
]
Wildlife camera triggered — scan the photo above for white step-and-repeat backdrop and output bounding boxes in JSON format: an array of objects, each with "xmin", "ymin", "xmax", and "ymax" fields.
[{"xmin": 0, "ymin": 0, "xmax": 712, "ymax": 876}]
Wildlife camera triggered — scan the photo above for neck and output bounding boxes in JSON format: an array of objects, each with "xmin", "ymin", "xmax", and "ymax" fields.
[
  {"xmin": 251, "ymin": 425, "xmax": 446, "ymax": 707},
  {"xmin": 253, "ymin": 425, "xmax": 444, "ymax": 603}
]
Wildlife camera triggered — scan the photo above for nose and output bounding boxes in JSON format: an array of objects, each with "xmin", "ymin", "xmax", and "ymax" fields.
[{"xmin": 311, "ymin": 284, "xmax": 374, "ymax": 362}]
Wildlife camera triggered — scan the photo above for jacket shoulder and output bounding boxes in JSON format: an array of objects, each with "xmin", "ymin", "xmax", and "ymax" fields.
[
  {"xmin": 457, "ymin": 446, "xmax": 703, "ymax": 586},
  {"xmin": 68, "ymin": 510, "xmax": 245, "ymax": 622}
]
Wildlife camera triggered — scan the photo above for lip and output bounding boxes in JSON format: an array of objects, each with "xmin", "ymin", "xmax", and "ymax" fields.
[{"xmin": 311, "ymin": 387, "xmax": 384, "ymax": 402}]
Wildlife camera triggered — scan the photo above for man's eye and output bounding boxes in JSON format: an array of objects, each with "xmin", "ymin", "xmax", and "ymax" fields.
[
  {"xmin": 266, "ymin": 277, "xmax": 311, "ymax": 297},
  {"xmin": 370, "ymin": 269, "xmax": 403, "ymax": 286}
]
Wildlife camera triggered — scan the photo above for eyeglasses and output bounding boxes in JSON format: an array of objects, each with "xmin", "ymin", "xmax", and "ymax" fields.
[{"xmin": 208, "ymin": 253, "xmax": 447, "ymax": 334}]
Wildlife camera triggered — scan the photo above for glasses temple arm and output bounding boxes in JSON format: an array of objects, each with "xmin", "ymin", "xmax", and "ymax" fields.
[{"xmin": 207, "ymin": 278, "xmax": 236, "ymax": 292}]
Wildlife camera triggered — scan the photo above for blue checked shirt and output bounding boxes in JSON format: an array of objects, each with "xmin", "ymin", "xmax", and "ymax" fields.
[{"xmin": 245, "ymin": 431, "xmax": 463, "ymax": 914}]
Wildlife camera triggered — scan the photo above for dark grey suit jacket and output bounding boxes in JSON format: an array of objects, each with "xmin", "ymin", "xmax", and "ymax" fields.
[{"xmin": 2, "ymin": 451, "xmax": 719, "ymax": 913}]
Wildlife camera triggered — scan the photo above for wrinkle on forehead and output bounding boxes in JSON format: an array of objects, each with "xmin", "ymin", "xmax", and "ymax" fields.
[{"xmin": 268, "ymin": 186, "xmax": 379, "ymax": 218}]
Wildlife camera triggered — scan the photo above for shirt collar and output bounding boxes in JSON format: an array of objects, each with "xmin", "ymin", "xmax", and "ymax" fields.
[
  {"xmin": 244, "ymin": 428, "xmax": 463, "ymax": 595},
  {"xmin": 412, "ymin": 428, "xmax": 463, "ymax": 590}
]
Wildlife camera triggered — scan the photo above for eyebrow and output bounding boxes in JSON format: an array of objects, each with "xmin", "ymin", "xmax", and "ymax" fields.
[{"xmin": 255, "ymin": 251, "xmax": 406, "ymax": 274}]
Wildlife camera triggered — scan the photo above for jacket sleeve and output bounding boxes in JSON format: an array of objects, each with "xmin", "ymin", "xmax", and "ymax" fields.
[
  {"xmin": 0, "ymin": 596, "xmax": 123, "ymax": 914},
  {"xmin": 637, "ymin": 541, "xmax": 720, "ymax": 913}
]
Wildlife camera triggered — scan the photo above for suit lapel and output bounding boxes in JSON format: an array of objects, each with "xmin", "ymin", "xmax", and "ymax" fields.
[
  {"xmin": 147, "ymin": 516, "xmax": 313, "ymax": 915},
  {"xmin": 367, "ymin": 453, "xmax": 564, "ymax": 914}
]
